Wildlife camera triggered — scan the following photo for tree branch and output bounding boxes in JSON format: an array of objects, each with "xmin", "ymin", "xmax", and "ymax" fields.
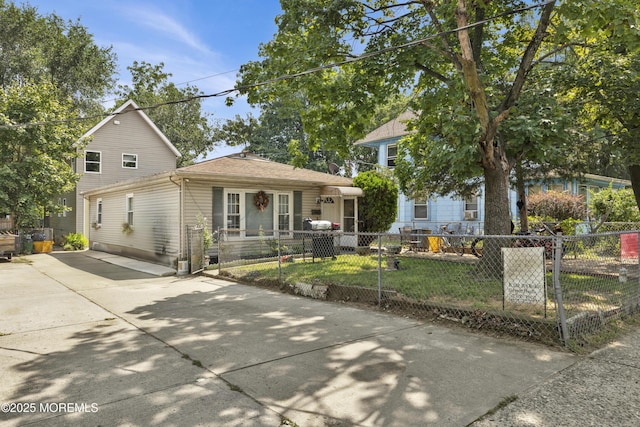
[{"xmin": 498, "ymin": 1, "xmax": 556, "ymax": 114}]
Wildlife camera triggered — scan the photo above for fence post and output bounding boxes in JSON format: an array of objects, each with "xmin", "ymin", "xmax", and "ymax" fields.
[
  {"xmin": 277, "ymin": 230, "xmax": 282, "ymax": 283},
  {"xmin": 377, "ymin": 234, "xmax": 382, "ymax": 306},
  {"xmin": 552, "ymin": 232, "xmax": 569, "ymax": 344},
  {"xmin": 217, "ymin": 227, "xmax": 222, "ymax": 276},
  {"xmin": 637, "ymin": 231, "xmax": 640, "ymax": 306}
]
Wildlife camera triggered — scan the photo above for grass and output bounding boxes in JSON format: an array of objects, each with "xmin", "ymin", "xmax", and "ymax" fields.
[{"xmin": 227, "ymin": 253, "xmax": 626, "ymax": 318}]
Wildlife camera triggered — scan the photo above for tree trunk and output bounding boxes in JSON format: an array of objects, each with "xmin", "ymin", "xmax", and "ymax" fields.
[
  {"xmin": 515, "ymin": 162, "xmax": 529, "ymax": 232},
  {"xmin": 483, "ymin": 165, "xmax": 512, "ymax": 236},
  {"xmin": 629, "ymin": 164, "xmax": 640, "ymax": 212}
]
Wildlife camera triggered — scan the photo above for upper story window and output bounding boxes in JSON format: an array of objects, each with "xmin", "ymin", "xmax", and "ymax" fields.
[
  {"xmin": 85, "ymin": 151, "xmax": 101, "ymax": 173},
  {"xmin": 387, "ymin": 144, "xmax": 397, "ymax": 168},
  {"xmin": 122, "ymin": 153, "xmax": 138, "ymax": 169}
]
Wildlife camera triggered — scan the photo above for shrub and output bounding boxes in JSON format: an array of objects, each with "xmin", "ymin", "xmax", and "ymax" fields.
[
  {"xmin": 527, "ymin": 191, "xmax": 585, "ymax": 221},
  {"xmin": 63, "ymin": 233, "xmax": 88, "ymax": 251},
  {"xmin": 353, "ymin": 170, "xmax": 398, "ymax": 233},
  {"xmin": 589, "ymin": 186, "xmax": 640, "ymax": 222}
]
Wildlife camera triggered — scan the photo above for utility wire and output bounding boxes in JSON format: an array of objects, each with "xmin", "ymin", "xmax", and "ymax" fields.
[{"xmin": 0, "ymin": 0, "xmax": 555, "ymax": 130}]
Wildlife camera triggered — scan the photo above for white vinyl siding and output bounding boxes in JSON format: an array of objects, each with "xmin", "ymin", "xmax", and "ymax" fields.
[{"xmin": 87, "ymin": 181, "xmax": 180, "ymax": 263}]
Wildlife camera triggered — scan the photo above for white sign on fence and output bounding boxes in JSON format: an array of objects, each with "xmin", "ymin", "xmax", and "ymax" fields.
[{"xmin": 502, "ymin": 247, "xmax": 546, "ymax": 305}]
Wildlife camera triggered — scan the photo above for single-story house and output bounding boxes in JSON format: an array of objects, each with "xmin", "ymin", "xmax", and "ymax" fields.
[{"xmin": 81, "ymin": 152, "xmax": 362, "ymax": 268}]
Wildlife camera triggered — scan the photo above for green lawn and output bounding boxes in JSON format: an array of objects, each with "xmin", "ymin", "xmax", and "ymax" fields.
[{"xmin": 225, "ymin": 254, "xmax": 625, "ymax": 317}]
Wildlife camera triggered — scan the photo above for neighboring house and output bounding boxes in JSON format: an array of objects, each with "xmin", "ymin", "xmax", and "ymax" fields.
[
  {"xmin": 81, "ymin": 152, "xmax": 363, "ymax": 268},
  {"xmin": 49, "ymin": 99, "xmax": 181, "ymax": 241},
  {"xmin": 357, "ymin": 112, "xmax": 631, "ymax": 234}
]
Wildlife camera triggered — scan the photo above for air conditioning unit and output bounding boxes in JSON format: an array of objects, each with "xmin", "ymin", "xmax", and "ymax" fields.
[{"xmin": 464, "ymin": 211, "xmax": 478, "ymax": 220}]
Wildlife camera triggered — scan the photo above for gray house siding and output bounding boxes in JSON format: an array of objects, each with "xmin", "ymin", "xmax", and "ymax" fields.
[
  {"xmin": 49, "ymin": 100, "xmax": 179, "ymax": 241},
  {"xmin": 87, "ymin": 180, "xmax": 180, "ymax": 266}
]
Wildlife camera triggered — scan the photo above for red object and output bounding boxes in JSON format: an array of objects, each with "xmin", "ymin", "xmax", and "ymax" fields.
[{"xmin": 621, "ymin": 233, "xmax": 638, "ymax": 259}]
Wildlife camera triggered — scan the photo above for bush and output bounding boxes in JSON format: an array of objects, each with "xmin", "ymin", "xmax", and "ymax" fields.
[
  {"xmin": 527, "ymin": 191, "xmax": 585, "ymax": 221},
  {"xmin": 589, "ymin": 186, "xmax": 640, "ymax": 222},
  {"xmin": 63, "ymin": 233, "xmax": 88, "ymax": 251},
  {"xmin": 353, "ymin": 170, "xmax": 398, "ymax": 232}
]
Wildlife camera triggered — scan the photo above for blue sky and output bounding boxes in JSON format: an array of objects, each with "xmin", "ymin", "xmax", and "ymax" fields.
[{"xmin": 24, "ymin": 0, "xmax": 283, "ymax": 156}]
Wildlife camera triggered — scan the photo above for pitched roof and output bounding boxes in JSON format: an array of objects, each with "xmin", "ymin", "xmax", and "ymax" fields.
[
  {"xmin": 81, "ymin": 99, "xmax": 182, "ymax": 157},
  {"xmin": 176, "ymin": 153, "xmax": 354, "ymax": 186},
  {"xmin": 356, "ymin": 110, "xmax": 417, "ymax": 145}
]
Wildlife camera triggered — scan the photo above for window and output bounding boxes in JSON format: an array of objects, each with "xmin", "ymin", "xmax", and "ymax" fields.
[
  {"xmin": 227, "ymin": 193, "xmax": 240, "ymax": 231},
  {"xmin": 97, "ymin": 198, "xmax": 103, "ymax": 225},
  {"xmin": 387, "ymin": 144, "xmax": 397, "ymax": 168},
  {"xmin": 58, "ymin": 198, "xmax": 67, "ymax": 218},
  {"xmin": 122, "ymin": 153, "xmax": 138, "ymax": 169},
  {"xmin": 413, "ymin": 197, "xmax": 428, "ymax": 219},
  {"xmin": 278, "ymin": 194, "xmax": 290, "ymax": 231},
  {"xmin": 344, "ymin": 199, "xmax": 355, "ymax": 232},
  {"xmin": 85, "ymin": 151, "xmax": 101, "ymax": 173},
  {"xmin": 126, "ymin": 194, "xmax": 134, "ymax": 225},
  {"xmin": 464, "ymin": 195, "xmax": 478, "ymax": 220},
  {"xmin": 548, "ymin": 183, "xmax": 565, "ymax": 192}
]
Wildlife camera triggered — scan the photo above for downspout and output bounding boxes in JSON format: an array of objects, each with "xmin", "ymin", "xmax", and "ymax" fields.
[{"xmin": 169, "ymin": 174, "xmax": 183, "ymax": 262}]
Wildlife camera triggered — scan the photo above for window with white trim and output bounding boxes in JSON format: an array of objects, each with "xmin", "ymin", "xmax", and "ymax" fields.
[
  {"xmin": 387, "ymin": 144, "xmax": 397, "ymax": 168},
  {"xmin": 227, "ymin": 193, "xmax": 240, "ymax": 231},
  {"xmin": 278, "ymin": 194, "xmax": 290, "ymax": 231},
  {"xmin": 122, "ymin": 153, "xmax": 138, "ymax": 169},
  {"xmin": 225, "ymin": 190, "xmax": 293, "ymax": 237},
  {"xmin": 85, "ymin": 151, "xmax": 101, "ymax": 173},
  {"xmin": 97, "ymin": 198, "xmax": 103, "ymax": 225},
  {"xmin": 126, "ymin": 194, "xmax": 134, "ymax": 225},
  {"xmin": 464, "ymin": 195, "xmax": 478, "ymax": 220},
  {"xmin": 413, "ymin": 197, "xmax": 428, "ymax": 219}
]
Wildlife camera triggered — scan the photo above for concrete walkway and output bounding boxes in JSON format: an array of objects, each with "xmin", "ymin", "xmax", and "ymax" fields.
[{"xmin": 1, "ymin": 251, "xmax": 633, "ymax": 426}]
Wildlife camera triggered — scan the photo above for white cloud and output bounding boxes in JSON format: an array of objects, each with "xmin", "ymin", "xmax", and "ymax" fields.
[{"xmin": 122, "ymin": 4, "xmax": 211, "ymax": 54}]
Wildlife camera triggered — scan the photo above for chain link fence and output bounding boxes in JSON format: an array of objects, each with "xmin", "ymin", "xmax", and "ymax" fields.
[{"xmin": 214, "ymin": 228, "xmax": 640, "ymax": 346}]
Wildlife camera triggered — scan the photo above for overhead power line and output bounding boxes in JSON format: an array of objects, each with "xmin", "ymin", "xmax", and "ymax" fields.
[{"xmin": 0, "ymin": 0, "xmax": 555, "ymax": 130}]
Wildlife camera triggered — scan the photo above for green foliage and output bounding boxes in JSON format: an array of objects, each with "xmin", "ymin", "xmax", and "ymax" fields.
[
  {"xmin": 0, "ymin": 1, "xmax": 116, "ymax": 113},
  {"xmin": 196, "ymin": 213, "xmax": 213, "ymax": 250},
  {"xmin": 352, "ymin": 170, "xmax": 397, "ymax": 232},
  {"xmin": 116, "ymin": 62, "xmax": 214, "ymax": 166},
  {"xmin": 63, "ymin": 232, "xmax": 88, "ymax": 251},
  {"xmin": 589, "ymin": 186, "xmax": 640, "ymax": 222},
  {"xmin": 0, "ymin": 81, "xmax": 83, "ymax": 228},
  {"xmin": 527, "ymin": 191, "xmax": 586, "ymax": 221}
]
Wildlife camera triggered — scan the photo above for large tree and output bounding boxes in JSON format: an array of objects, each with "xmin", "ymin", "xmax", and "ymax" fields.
[
  {"xmin": 0, "ymin": 81, "xmax": 84, "ymax": 228},
  {"xmin": 115, "ymin": 61, "xmax": 215, "ymax": 166},
  {"xmin": 238, "ymin": 0, "xmax": 571, "ymax": 237},
  {"xmin": 558, "ymin": 1, "xmax": 640, "ymax": 210},
  {"xmin": 0, "ymin": 0, "xmax": 116, "ymax": 114},
  {"xmin": 0, "ymin": 1, "xmax": 116, "ymax": 227},
  {"xmin": 238, "ymin": 0, "xmax": 640, "ymax": 242}
]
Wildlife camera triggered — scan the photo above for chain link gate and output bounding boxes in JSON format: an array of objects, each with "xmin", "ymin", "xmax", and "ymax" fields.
[{"xmin": 187, "ymin": 225, "xmax": 205, "ymax": 274}]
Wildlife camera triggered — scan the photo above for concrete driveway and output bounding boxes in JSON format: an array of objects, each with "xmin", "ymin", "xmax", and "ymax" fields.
[{"xmin": 0, "ymin": 252, "xmax": 576, "ymax": 426}]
